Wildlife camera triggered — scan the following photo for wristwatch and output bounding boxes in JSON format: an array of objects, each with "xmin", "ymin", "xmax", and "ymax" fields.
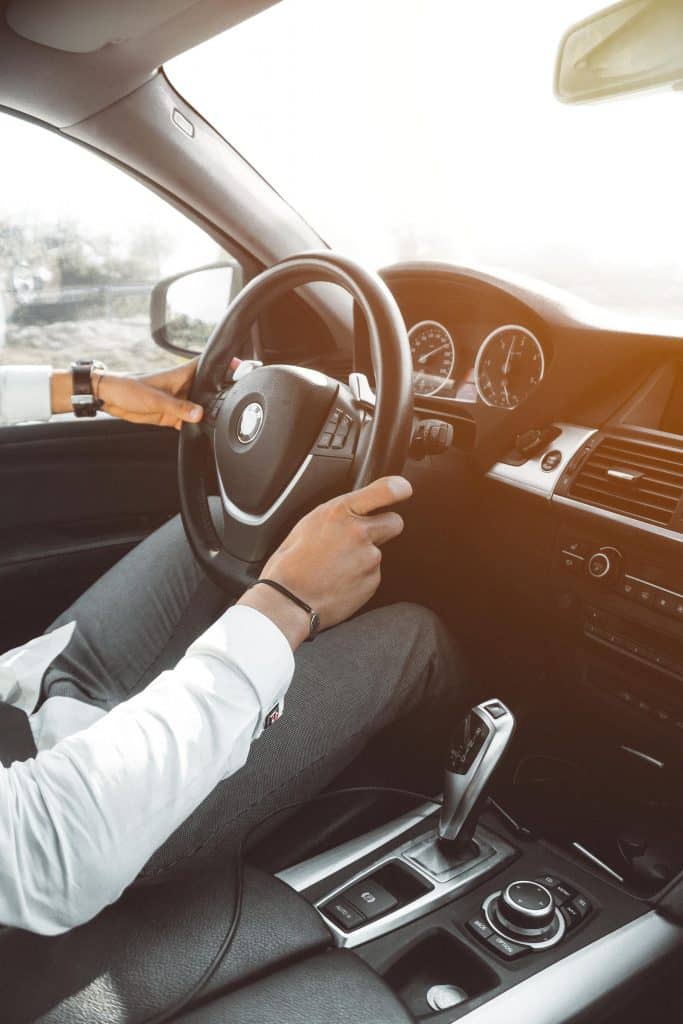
[{"xmin": 71, "ymin": 360, "xmax": 106, "ymax": 418}]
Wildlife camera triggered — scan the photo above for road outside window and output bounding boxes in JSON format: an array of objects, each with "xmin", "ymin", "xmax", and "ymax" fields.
[{"xmin": 0, "ymin": 113, "xmax": 236, "ymax": 373}]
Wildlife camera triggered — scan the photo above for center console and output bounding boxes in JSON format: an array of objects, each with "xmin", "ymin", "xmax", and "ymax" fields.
[{"xmin": 277, "ymin": 700, "xmax": 683, "ymax": 1022}]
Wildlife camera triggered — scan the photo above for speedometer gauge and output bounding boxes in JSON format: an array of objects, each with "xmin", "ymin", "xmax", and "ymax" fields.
[
  {"xmin": 474, "ymin": 325, "xmax": 545, "ymax": 410},
  {"xmin": 408, "ymin": 320, "xmax": 456, "ymax": 397}
]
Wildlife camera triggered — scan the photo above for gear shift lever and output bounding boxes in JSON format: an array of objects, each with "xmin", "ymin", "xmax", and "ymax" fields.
[{"xmin": 438, "ymin": 699, "xmax": 515, "ymax": 852}]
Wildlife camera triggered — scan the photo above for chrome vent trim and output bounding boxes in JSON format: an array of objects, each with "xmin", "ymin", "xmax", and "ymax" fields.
[
  {"xmin": 565, "ymin": 435, "xmax": 683, "ymax": 531},
  {"xmin": 570, "ymin": 437, "xmax": 683, "ymax": 524}
]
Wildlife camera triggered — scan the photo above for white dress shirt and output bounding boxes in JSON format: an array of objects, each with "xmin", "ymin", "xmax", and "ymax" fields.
[{"xmin": 0, "ymin": 366, "xmax": 294, "ymax": 934}]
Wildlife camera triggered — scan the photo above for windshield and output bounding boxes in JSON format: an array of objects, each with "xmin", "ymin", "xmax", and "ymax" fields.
[{"xmin": 167, "ymin": 0, "xmax": 683, "ymax": 320}]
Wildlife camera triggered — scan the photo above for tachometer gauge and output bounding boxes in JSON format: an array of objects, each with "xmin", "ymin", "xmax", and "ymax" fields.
[
  {"xmin": 474, "ymin": 325, "xmax": 545, "ymax": 410},
  {"xmin": 408, "ymin": 320, "xmax": 456, "ymax": 397}
]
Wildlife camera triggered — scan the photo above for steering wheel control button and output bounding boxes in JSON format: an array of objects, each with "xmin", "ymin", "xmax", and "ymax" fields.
[
  {"xmin": 322, "ymin": 897, "xmax": 366, "ymax": 931},
  {"xmin": 485, "ymin": 932, "xmax": 528, "ymax": 960},
  {"xmin": 467, "ymin": 915, "xmax": 494, "ymax": 941},
  {"xmin": 345, "ymin": 879, "xmax": 398, "ymax": 921}
]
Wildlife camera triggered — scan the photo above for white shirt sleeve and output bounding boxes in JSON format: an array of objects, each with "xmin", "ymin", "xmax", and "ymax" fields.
[
  {"xmin": 0, "ymin": 604, "xmax": 294, "ymax": 935},
  {"xmin": 0, "ymin": 365, "xmax": 53, "ymax": 425}
]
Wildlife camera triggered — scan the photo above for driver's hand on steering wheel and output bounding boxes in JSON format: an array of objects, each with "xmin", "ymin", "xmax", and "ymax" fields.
[
  {"xmin": 239, "ymin": 476, "xmax": 413, "ymax": 651},
  {"xmin": 49, "ymin": 359, "xmax": 204, "ymax": 429}
]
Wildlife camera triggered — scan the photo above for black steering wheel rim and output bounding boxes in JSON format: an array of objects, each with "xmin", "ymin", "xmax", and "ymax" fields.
[{"xmin": 178, "ymin": 251, "xmax": 413, "ymax": 590}]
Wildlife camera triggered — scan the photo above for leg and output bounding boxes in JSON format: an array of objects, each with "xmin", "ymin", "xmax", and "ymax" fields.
[
  {"xmin": 41, "ymin": 512, "xmax": 229, "ymax": 709},
  {"xmin": 140, "ymin": 602, "xmax": 466, "ymax": 880}
]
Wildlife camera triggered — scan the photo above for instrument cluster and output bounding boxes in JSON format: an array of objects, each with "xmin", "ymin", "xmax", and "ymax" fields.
[{"xmin": 408, "ymin": 319, "xmax": 545, "ymax": 410}]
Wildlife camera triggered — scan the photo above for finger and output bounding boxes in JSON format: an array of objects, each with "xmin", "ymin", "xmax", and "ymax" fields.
[
  {"xmin": 362, "ymin": 511, "xmax": 405, "ymax": 546},
  {"xmin": 345, "ymin": 476, "xmax": 412, "ymax": 517}
]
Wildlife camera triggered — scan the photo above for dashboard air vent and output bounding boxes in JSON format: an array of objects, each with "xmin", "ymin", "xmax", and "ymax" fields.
[{"xmin": 568, "ymin": 435, "xmax": 683, "ymax": 529}]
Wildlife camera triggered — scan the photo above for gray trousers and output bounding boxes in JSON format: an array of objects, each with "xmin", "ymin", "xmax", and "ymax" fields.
[{"xmin": 42, "ymin": 513, "xmax": 464, "ymax": 879}]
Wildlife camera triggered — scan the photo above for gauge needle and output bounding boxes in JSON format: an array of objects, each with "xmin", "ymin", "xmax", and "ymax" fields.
[
  {"xmin": 502, "ymin": 338, "xmax": 516, "ymax": 378},
  {"xmin": 502, "ymin": 379, "xmax": 511, "ymax": 405},
  {"xmin": 418, "ymin": 343, "xmax": 449, "ymax": 365}
]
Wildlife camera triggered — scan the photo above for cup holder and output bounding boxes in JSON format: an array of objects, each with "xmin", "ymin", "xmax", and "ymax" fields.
[{"xmin": 384, "ymin": 930, "xmax": 498, "ymax": 1018}]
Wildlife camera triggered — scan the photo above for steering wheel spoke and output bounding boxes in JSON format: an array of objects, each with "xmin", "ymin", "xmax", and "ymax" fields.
[{"xmin": 178, "ymin": 252, "xmax": 413, "ymax": 590}]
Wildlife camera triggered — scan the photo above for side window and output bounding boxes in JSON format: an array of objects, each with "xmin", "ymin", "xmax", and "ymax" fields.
[{"xmin": 0, "ymin": 113, "xmax": 242, "ymax": 375}]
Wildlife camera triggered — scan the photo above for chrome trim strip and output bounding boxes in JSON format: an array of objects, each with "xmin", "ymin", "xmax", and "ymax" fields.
[
  {"xmin": 553, "ymin": 494, "xmax": 683, "ymax": 545},
  {"xmin": 217, "ymin": 453, "xmax": 313, "ymax": 526},
  {"xmin": 487, "ymin": 424, "xmax": 595, "ymax": 499},
  {"xmin": 276, "ymin": 798, "xmax": 441, "ymax": 892},
  {"xmin": 625, "ymin": 574, "xmax": 683, "ymax": 601},
  {"xmin": 620, "ymin": 745, "xmax": 664, "ymax": 769},
  {"xmin": 313, "ymin": 824, "xmax": 516, "ymax": 950},
  {"xmin": 571, "ymin": 842, "xmax": 625, "ymax": 883},
  {"xmin": 452, "ymin": 912, "xmax": 682, "ymax": 1024}
]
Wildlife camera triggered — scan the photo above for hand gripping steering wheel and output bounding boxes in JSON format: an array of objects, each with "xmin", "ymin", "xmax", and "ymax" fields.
[{"xmin": 178, "ymin": 252, "xmax": 414, "ymax": 589}]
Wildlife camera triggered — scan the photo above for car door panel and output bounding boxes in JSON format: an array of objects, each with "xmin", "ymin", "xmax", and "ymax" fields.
[{"xmin": 0, "ymin": 418, "xmax": 179, "ymax": 650}]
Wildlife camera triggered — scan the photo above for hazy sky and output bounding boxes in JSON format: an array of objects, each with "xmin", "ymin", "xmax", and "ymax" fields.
[{"xmin": 3, "ymin": 0, "xmax": 683, "ymax": 318}]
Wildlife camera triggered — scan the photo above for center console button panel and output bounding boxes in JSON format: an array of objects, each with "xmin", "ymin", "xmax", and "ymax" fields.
[{"xmin": 469, "ymin": 875, "xmax": 594, "ymax": 960}]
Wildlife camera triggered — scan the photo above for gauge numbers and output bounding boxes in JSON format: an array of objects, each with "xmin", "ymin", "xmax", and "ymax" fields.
[
  {"xmin": 408, "ymin": 320, "xmax": 456, "ymax": 397},
  {"xmin": 474, "ymin": 325, "xmax": 544, "ymax": 410}
]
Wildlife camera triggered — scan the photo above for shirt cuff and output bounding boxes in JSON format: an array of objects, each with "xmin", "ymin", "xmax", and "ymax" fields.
[
  {"xmin": 0, "ymin": 365, "xmax": 52, "ymax": 424},
  {"xmin": 186, "ymin": 604, "xmax": 295, "ymax": 735}
]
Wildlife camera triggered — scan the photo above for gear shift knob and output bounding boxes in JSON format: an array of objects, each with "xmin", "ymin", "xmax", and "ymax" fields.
[{"xmin": 438, "ymin": 699, "xmax": 515, "ymax": 851}]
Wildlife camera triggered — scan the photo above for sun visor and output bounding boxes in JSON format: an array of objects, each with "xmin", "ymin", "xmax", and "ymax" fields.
[{"xmin": 5, "ymin": 0, "xmax": 201, "ymax": 53}]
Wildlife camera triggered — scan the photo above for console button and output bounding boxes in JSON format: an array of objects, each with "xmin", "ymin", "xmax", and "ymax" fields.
[
  {"xmin": 483, "ymin": 701, "xmax": 507, "ymax": 719},
  {"xmin": 485, "ymin": 933, "xmax": 528, "ymax": 960},
  {"xmin": 552, "ymin": 882, "xmax": 577, "ymax": 905},
  {"xmin": 672, "ymin": 599, "xmax": 683, "ymax": 621},
  {"xmin": 571, "ymin": 894, "xmax": 592, "ymax": 920},
  {"xmin": 618, "ymin": 577, "xmax": 637, "ymax": 599},
  {"xmin": 322, "ymin": 897, "xmax": 365, "ymax": 930},
  {"xmin": 653, "ymin": 589, "xmax": 674, "ymax": 615},
  {"xmin": 635, "ymin": 584, "xmax": 655, "ymax": 607},
  {"xmin": 467, "ymin": 915, "xmax": 493, "ymax": 941},
  {"xmin": 560, "ymin": 902, "xmax": 582, "ymax": 930},
  {"xmin": 345, "ymin": 879, "xmax": 398, "ymax": 921},
  {"xmin": 535, "ymin": 874, "xmax": 563, "ymax": 889},
  {"xmin": 561, "ymin": 552, "xmax": 584, "ymax": 574}
]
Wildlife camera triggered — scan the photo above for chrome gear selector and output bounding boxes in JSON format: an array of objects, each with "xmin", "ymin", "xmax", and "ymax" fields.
[{"xmin": 438, "ymin": 699, "xmax": 515, "ymax": 851}]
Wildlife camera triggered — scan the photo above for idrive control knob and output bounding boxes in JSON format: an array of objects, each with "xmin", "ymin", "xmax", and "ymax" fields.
[
  {"xmin": 587, "ymin": 546, "xmax": 622, "ymax": 583},
  {"xmin": 499, "ymin": 881, "xmax": 555, "ymax": 931}
]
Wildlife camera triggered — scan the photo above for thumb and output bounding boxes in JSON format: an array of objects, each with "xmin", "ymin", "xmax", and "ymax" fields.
[{"xmin": 157, "ymin": 390, "xmax": 203, "ymax": 424}]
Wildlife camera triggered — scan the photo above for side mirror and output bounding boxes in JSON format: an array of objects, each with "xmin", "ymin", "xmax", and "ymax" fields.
[
  {"xmin": 555, "ymin": 0, "xmax": 683, "ymax": 104},
  {"xmin": 150, "ymin": 260, "xmax": 243, "ymax": 357}
]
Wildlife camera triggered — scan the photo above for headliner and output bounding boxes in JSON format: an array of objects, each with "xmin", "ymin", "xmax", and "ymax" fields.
[{"xmin": 0, "ymin": 0, "xmax": 281, "ymax": 126}]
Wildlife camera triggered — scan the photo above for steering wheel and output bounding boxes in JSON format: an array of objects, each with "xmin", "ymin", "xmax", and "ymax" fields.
[{"xmin": 178, "ymin": 251, "xmax": 414, "ymax": 589}]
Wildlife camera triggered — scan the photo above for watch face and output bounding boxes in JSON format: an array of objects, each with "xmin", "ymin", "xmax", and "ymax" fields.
[{"xmin": 309, "ymin": 611, "xmax": 321, "ymax": 640}]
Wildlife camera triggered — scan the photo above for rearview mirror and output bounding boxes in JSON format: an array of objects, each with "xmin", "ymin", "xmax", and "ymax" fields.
[
  {"xmin": 150, "ymin": 260, "xmax": 242, "ymax": 357},
  {"xmin": 555, "ymin": 0, "xmax": 683, "ymax": 104}
]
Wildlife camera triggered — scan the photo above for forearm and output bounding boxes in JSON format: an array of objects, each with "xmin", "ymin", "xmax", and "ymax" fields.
[
  {"xmin": 48, "ymin": 369, "xmax": 74, "ymax": 414},
  {"xmin": 0, "ymin": 605, "xmax": 294, "ymax": 934}
]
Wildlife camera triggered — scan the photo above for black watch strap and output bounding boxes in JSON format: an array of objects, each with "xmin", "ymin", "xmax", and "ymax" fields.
[
  {"xmin": 71, "ymin": 360, "xmax": 105, "ymax": 418},
  {"xmin": 248, "ymin": 579, "xmax": 321, "ymax": 641}
]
